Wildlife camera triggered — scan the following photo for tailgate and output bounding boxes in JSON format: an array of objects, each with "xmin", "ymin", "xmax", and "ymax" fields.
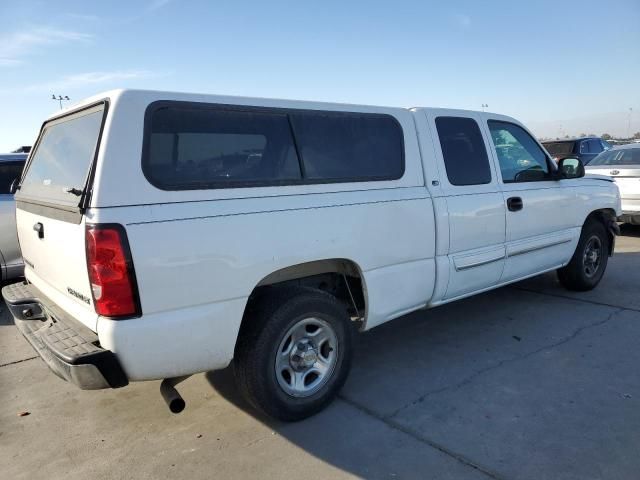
[
  {"xmin": 14, "ymin": 102, "xmax": 107, "ymax": 331},
  {"xmin": 16, "ymin": 208, "xmax": 97, "ymax": 330}
]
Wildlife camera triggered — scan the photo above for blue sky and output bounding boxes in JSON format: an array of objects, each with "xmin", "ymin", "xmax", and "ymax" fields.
[{"xmin": 1, "ymin": 0, "xmax": 638, "ymax": 151}]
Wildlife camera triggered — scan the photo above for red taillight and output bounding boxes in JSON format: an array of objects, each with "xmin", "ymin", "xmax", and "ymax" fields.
[{"xmin": 85, "ymin": 224, "xmax": 140, "ymax": 318}]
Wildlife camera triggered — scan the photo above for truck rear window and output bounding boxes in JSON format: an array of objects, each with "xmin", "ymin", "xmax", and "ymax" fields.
[
  {"xmin": 142, "ymin": 102, "xmax": 404, "ymax": 190},
  {"xmin": 543, "ymin": 142, "xmax": 574, "ymax": 155},
  {"xmin": 19, "ymin": 104, "xmax": 105, "ymax": 207},
  {"xmin": 145, "ymin": 106, "xmax": 302, "ymax": 188}
]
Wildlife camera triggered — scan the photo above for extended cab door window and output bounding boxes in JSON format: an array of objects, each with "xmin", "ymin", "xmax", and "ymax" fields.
[
  {"xmin": 487, "ymin": 121, "xmax": 551, "ymax": 183},
  {"xmin": 435, "ymin": 117, "xmax": 492, "ymax": 186}
]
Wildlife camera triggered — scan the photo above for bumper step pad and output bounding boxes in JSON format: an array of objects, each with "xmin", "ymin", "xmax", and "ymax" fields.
[{"xmin": 1, "ymin": 281, "xmax": 128, "ymax": 389}]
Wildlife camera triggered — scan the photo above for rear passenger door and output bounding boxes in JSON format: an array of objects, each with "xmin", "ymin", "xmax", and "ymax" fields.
[
  {"xmin": 427, "ymin": 112, "xmax": 506, "ymax": 300},
  {"xmin": 484, "ymin": 119, "xmax": 579, "ymax": 283}
]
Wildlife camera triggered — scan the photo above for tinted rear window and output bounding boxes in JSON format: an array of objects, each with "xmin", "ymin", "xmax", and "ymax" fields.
[
  {"xmin": 589, "ymin": 148, "xmax": 640, "ymax": 166},
  {"xmin": 20, "ymin": 104, "xmax": 105, "ymax": 206},
  {"xmin": 435, "ymin": 117, "xmax": 491, "ymax": 186},
  {"xmin": 289, "ymin": 112, "xmax": 403, "ymax": 181},
  {"xmin": 543, "ymin": 142, "xmax": 575, "ymax": 155},
  {"xmin": 0, "ymin": 161, "xmax": 25, "ymax": 194},
  {"xmin": 143, "ymin": 102, "xmax": 404, "ymax": 190},
  {"xmin": 144, "ymin": 106, "xmax": 301, "ymax": 189}
]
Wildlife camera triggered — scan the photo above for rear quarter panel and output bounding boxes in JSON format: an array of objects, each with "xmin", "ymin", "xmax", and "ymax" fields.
[{"xmin": 94, "ymin": 190, "xmax": 435, "ymax": 379}]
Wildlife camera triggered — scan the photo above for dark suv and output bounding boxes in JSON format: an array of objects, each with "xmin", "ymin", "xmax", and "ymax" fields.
[{"xmin": 542, "ymin": 137, "xmax": 612, "ymax": 165}]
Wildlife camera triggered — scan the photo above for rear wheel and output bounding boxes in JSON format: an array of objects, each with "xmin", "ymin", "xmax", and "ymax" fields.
[
  {"xmin": 234, "ymin": 287, "xmax": 353, "ymax": 421},
  {"xmin": 557, "ymin": 219, "xmax": 609, "ymax": 291}
]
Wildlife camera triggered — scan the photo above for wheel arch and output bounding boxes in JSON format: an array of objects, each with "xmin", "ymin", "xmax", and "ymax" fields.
[
  {"xmin": 239, "ymin": 258, "xmax": 368, "ymax": 341},
  {"xmin": 584, "ymin": 208, "xmax": 618, "ymax": 256}
]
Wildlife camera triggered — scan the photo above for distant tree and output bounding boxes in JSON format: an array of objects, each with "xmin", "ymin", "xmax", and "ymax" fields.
[
  {"xmin": 588, "ymin": 133, "xmax": 596, "ymax": 137},
  {"xmin": 634, "ymin": 132, "xmax": 640, "ymax": 139},
  {"xmin": 602, "ymin": 133, "xmax": 612, "ymax": 140},
  {"xmin": 579, "ymin": 133, "xmax": 587, "ymax": 137},
  {"xmin": 564, "ymin": 135, "xmax": 570, "ymax": 139}
]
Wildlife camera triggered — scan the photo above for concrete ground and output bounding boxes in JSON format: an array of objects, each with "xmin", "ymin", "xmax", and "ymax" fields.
[{"xmin": 1, "ymin": 225, "xmax": 639, "ymax": 480}]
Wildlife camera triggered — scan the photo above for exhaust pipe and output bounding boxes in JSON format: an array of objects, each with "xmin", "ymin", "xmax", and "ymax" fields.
[{"xmin": 160, "ymin": 376, "xmax": 189, "ymax": 413}]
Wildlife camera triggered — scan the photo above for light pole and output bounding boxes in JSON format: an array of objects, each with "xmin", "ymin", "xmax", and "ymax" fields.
[
  {"xmin": 628, "ymin": 107, "xmax": 633, "ymax": 139},
  {"xmin": 481, "ymin": 103, "xmax": 488, "ymax": 112},
  {"xmin": 51, "ymin": 94, "xmax": 70, "ymax": 110}
]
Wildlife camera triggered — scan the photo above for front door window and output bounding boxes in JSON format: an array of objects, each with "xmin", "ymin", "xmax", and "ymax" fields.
[{"xmin": 488, "ymin": 121, "xmax": 551, "ymax": 183}]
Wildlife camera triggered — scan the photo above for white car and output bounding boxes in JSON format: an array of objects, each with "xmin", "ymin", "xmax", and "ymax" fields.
[
  {"xmin": 586, "ymin": 145, "xmax": 640, "ymax": 225},
  {"xmin": 2, "ymin": 90, "xmax": 621, "ymax": 421}
]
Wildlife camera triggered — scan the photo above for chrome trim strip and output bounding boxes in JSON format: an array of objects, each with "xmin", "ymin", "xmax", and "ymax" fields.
[
  {"xmin": 508, "ymin": 238, "xmax": 572, "ymax": 258},
  {"xmin": 455, "ymin": 254, "xmax": 505, "ymax": 271}
]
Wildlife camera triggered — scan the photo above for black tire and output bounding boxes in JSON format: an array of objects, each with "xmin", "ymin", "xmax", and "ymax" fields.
[
  {"xmin": 234, "ymin": 286, "xmax": 353, "ymax": 422},
  {"xmin": 557, "ymin": 219, "xmax": 609, "ymax": 291}
]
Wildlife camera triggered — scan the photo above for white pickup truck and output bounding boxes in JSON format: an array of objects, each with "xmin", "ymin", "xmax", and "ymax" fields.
[{"xmin": 2, "ymin": 90, "xmax": 621, "ymax": 421}]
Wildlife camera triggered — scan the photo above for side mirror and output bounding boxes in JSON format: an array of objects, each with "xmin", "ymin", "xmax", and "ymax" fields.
[
  {"xmin": 557, "ymin": 157, "xmax": 584, "ymax": 179},
  {"xmin": 9, "ymin": 178, "xmax": 20, "ymax": 194}
]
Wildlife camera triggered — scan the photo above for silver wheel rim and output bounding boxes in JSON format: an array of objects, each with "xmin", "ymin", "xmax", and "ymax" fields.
[
  {"xmin": 274, "ymin": 317, "xmax": 338, "ymax": 398},
  {"xmin": 583, "ymin": 235, "xmax": 602, "ymax": 278}
]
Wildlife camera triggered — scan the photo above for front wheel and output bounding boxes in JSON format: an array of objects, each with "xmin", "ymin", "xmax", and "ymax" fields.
[
  {"xmin": 234, "ymin": 287, "xmax": 353, "ymax": 421},
  {"xmin": 557, "ymin": 219, "xmax": 609, "ymax": 291}
]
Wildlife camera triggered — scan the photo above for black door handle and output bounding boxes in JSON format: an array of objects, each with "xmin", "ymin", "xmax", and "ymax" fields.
[
  {"xmin": 507, "ymin": 196, "xmax": 523, "ymax": 212},
  {"xmin": 33, "ymin": 222, "xmax": 44, "ymax": 239}
]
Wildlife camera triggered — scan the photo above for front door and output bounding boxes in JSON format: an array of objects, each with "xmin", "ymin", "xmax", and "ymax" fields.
[{"xmin": 484, "ymin": 118, "xmax": 580, "ymax": 283}]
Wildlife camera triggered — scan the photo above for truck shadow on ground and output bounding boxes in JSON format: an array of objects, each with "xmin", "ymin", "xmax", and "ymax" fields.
[{"xmin": 206, "ymin": 245, "xmax": 640, "ymax": 479}]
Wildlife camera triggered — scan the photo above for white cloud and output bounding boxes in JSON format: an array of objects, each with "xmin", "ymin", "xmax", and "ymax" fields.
[
  {"xmin": 21, "ymin": 70, "xmax": 159, "ymax": 93},
  {"xmin": 0, "ymin": 58, "xmax": 23, "ymax": 67},
  {"xmin": 61, "ymin": 13, "xmax": 102, "ymax": 22},
  {"xmin": 0, "ymin": 26, "xmax": 93, "ymax": 67}
]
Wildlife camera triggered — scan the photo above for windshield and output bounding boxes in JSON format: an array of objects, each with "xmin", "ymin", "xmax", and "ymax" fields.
[
  {"xmin": 543, "ymin": 142, "xmax": 574, "ymax": 155},
  {"xmin": 589, "ymin": 148, "xmax": 640, "ymax": 166},
  {"xmin": 19, "ymin": 104, "xmax": 105, "ymax": 207}
]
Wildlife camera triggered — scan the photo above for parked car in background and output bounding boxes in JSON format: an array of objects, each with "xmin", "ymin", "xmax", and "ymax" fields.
[
  {"xmin": 1, "ymin": 90, "xmax": 620, "ymax": 421},
  {"xmin": 0, "ymin": 153, "xmax": 27, "ymax": 282},
  {"xmin": 12, "ymin": 146, "xmax": 32, "ymax": 153},
  {"xmin": 586, "ymin": 145, "xmax": 640, "ymax": 225},
  {"xmin": 542, "ymin": 137, "xmax": 612, "ymax": 165}
]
